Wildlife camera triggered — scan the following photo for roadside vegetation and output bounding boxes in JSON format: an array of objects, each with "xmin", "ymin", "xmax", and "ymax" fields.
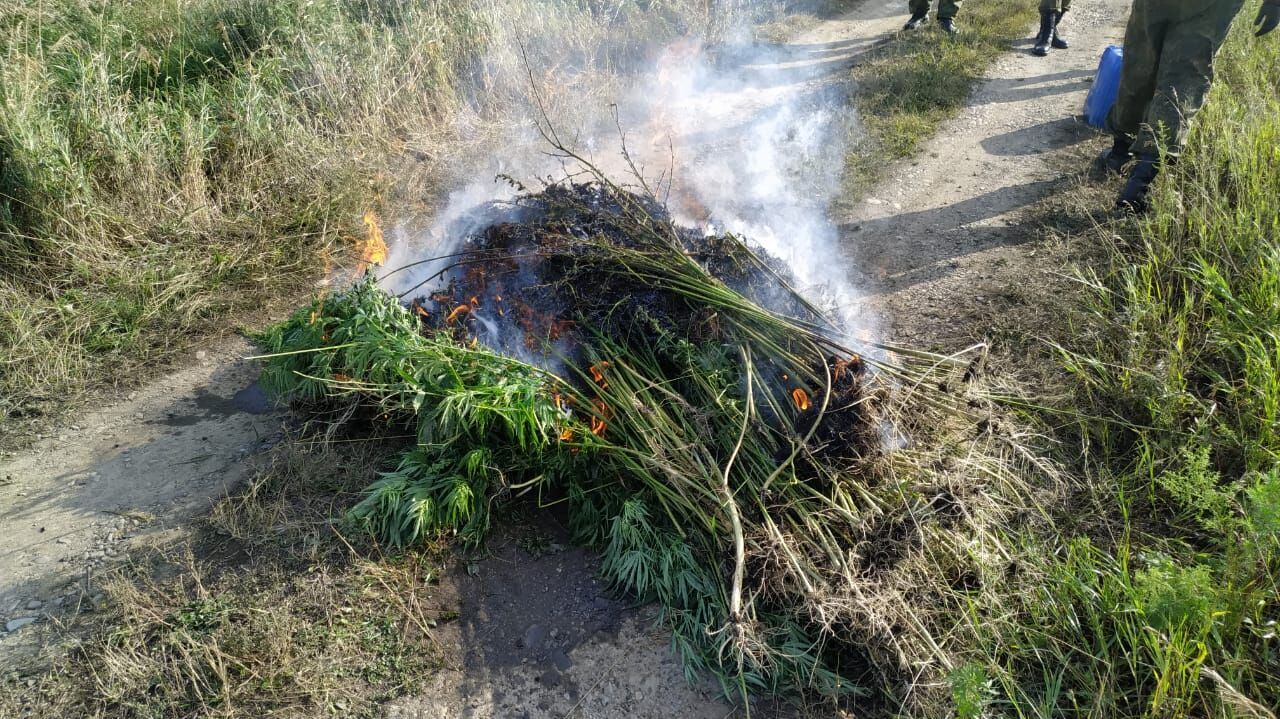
[
  {"xmin": 6, "ymin": 0, "xmax": 1280, "ymax": 717},
  {"xmin": 0, "ymin": 0, "xmax": 717, "ymax": 430},
  {"xmin": 981, "ymin": 14, "xmax": 1280, "ymax": 717}
]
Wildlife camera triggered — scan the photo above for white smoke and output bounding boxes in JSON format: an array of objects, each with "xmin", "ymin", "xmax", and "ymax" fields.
[
  {"xmin": 618, "ymin": 37, "xmax": 865, "ymax": 342},
  {"xmin": 381, "ymin": 2, "xmax": 871, "ymax": 345}
]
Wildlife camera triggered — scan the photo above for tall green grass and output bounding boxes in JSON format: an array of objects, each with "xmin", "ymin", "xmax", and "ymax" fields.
[
  {"xmin": 0, "ymin": 0, "xmax": 718, "ymax": 426},
  {"xmin": 989, "ymin": 10, "xmax": 1280, "ymax": 717}
]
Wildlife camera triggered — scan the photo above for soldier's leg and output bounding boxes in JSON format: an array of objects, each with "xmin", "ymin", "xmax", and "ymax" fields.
[
  {"xmin": 1052, "ymin": 0, "xmax": 1072, "ymax": 48},
  {"xmin": 1134, "ymin": 0, "xmax": 1245, "ymax": 158},
  {"xmin": 905, "ymin": 0, "xmax": 930, "ymax": 29},
  {"xmin": 1106, "ymin": 0, "xmax": 1165, "ymax": 149},
  {"xmin": 1119, "ymin": 0, "xmax": 1244, "ymax": 212},
  {"xmin": 1096, "ymin": 0, "xmax": 1165, "ymax": 178},
  {"xmin": 1034, "ymin": 0, "xmax": 1059, "ymax": 55},
  {"xmin": 935, "ymin": 0, "xmax": 960, "ymax": 34}
]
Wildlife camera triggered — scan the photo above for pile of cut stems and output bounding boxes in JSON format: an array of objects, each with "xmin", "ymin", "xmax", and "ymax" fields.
[{"xmin": 258, "ymin": 172, "xmax": 987, "ymax": 704}]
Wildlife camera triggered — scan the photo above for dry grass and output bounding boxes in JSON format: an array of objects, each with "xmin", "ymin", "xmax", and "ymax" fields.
[
  {"xmin": 0, "ymin": 437, "xmax": 453, "ymax": 719},
  {"xmin": 0, "ymin": 0, "xmax": 747, "ymax": 438}
]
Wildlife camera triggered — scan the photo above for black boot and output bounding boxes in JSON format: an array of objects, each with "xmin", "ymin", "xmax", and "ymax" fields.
[
  {"xmin": 1052, "ymin": 10, "xmax": 1069, "ymax": 48},
  {"xmin": 939, "ymin": 16, "xmax": 958, "ymax": 35},
  {"xmin": 1033, "ymin": 10, "xmax": 1055, "ymax": 56},
  {"xmin": 904, "ymin": 10, "xmax": 929, "ymax": 30},
  {"xmin": 1092, "ymin": 137, "xmax": 1133, "ymax": 177},
  {"xmin": 1117, "ymin": 154, "xmax": 1160, "ymax": 214}
]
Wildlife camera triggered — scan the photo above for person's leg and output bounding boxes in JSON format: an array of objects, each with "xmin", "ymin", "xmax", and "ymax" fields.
[
  {"xmin": 937, "ymin": 0, "xmax": 961, "ymax": 34},
  {"xmin": 1103, "ymin": 0, "xmax": 1164, "ymax": 170},
  {"xmin": 1119, "ymin": 0, "xmax": 1245, "ymax": 212},
  {"xmin": 905, "ymin": 0, "xmax": 930, "ymax": 30},
  {"xmin": 1034, "ymin": 0, "xmax": 1061, "ymax": 56},
  {"xmin": 1132, "ymin": 0, "xmax": 1245, "ymax": 158},
  {"xmin": 1052, "ymin": 0, "xmax": 1071, "ymax": 49}
]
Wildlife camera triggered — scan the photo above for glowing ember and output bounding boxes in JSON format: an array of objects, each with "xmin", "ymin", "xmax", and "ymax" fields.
[
  {"xmin": 354, "ymin": 210, "xmax": 388, "ymax": 276},
  {"xmin": 833, "ymin": 354, "xmax": 862, "ymax": 384},
  {"xmin": 791, "ymin": 388, "xmax": 811, "ymax": 412}
]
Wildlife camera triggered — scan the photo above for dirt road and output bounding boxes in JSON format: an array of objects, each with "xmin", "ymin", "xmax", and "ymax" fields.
[
  {"xmin": 841, "ymin": 0, "xmax": 1130, "ymax": 345},
  {"xmin": 1, "ymin": 0, "xmax": 1130, "ymax": 714},
  {"xmin": 0, "ymin": 340, "xmax": 280, "ymax": 637}
]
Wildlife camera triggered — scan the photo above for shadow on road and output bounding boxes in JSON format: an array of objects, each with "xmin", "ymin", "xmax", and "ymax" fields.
[
  {"xmin": 981, "ymin": 115, "xmax": 1095, "ymax": 156},
  {"xmin": 840, "ymin": 177, "xmax": 1068, "ymax": 293},
  {"xmin": 974, "ymin": 69, "xmax": 1094, "ymax": 106}
]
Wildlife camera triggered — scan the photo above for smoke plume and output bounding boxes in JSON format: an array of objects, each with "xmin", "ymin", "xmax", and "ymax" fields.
[{"xmin": 381, "ymin": 2, "xmax": 869, "ymax": 344}]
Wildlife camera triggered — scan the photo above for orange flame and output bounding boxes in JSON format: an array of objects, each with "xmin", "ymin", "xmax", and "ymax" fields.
[
  {"xmin": 354, "ymin": 210, "xmax": 388, "ymax": 275},
  {"xmin": 446, "ymin": 304, "xmax": 471, "ymax": 325},
  {"xmin": 590, "ymin": 398, "xmax": 611, "ymax": 437},
  {"xmin": 589, "ymin": 361, "xmax": 611, "ymax": 389},
  {"xmin": 791, "ymin": 388, "xmax": 811, "ymax": 412}
]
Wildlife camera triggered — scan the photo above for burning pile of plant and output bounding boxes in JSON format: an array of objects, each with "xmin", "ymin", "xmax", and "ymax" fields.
[{"xmin": 257, "ymin": 172, "xmax": 1007, "ymax": 703}]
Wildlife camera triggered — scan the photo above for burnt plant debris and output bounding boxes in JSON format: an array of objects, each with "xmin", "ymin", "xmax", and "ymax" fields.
[{"xmin": 257, "ymin": 172, "xmax": 1001, "ymax": 706}]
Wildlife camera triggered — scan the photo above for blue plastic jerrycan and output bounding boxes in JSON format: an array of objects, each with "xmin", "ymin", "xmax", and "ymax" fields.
[{"xmin": 1084, "ymin": 45, "xmax": 1124, "ymax": 129}]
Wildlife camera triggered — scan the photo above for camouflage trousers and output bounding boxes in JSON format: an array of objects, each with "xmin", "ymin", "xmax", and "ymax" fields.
[
  {"xmin": 908, "ymin": 0, "xmax": 961, "ymax": 19},
  {"xmin": 1107, "ymin": 0, "xmax": 1247, "ymax": 156},
  {"xmin": 1040, "ymin": 0, "xmax": 1071, "ymax": 12}
]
